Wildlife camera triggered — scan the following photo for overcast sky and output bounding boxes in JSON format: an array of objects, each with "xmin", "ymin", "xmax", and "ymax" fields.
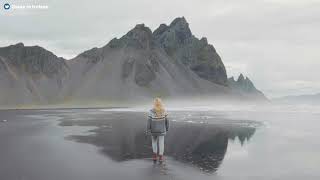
[{"xmin": 1, "ymin": 0, "xmax": 319, "ymax": 98}]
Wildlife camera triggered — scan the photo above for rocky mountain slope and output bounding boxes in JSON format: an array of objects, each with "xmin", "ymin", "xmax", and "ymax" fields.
[
  {"xmin": 0, "ymin": 43, "xmax": 69, "ymax": 106},
  {"xmin": 153, "ymin": 17, "xmax": 227, "ymax": 86},
  {"xmin": 0, "ymin": 17, "xmax": 266, "ymax": 108}
]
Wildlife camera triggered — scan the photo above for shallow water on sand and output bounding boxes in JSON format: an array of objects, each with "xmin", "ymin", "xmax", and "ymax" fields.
[{"xmin": 0, "ymin": 106, "xmax": 319, "ymax": 180}]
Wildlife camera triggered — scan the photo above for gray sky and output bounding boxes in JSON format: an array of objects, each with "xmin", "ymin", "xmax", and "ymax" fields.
[{"xmin": 1, "ymin": 0, "xmax": 320, "ymax": 98}]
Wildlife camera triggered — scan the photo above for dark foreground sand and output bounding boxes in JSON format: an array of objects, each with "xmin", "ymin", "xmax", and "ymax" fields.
[{"xmin": 0, "ymin": 108, "xmax": 258, "ymax": 180}]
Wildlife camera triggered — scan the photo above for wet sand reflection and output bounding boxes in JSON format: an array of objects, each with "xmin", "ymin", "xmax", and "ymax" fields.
[{"xmin": 60, "ymin": 111, "xmax": 259, "ymax": 173}]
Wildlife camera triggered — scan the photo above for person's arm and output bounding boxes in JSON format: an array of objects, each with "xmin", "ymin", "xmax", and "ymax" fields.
[
  {"xmin": 147, "ymin": 112, "xmax": 152, "ymax": 132},
  {"xmin": 165, "ymin": 114, "xmax": 169, "ymax": 132}
]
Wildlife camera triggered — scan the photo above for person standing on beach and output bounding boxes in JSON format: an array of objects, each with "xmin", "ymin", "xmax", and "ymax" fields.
[{"xmin": 146, "ymin": 98, "xmax": 169, "ymax": 163}]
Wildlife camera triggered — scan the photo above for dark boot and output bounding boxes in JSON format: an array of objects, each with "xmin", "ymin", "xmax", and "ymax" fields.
[
  {"xmin": 158, "ymin": 155, "xmax": 164, "ymax": 163},
  {"xmin": 152, "ymin": 153, "xmax": 157, "ymax": 162}
]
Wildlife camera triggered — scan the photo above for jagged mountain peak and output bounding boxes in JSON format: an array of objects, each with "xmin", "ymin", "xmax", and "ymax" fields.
[
  {"xmin": 155, "ymin": 17, "xmax": 192, "ymax": 44},
  {"xmin": 245, "ymin": 76, "xmax": 252, "ymax": 82},
  {"xmin": 200, "ymin": 37, "xmax": 208, "ymax": 44},
  {"xmin": 228, "ymin": 76, "xmax": 236, "ymax": 82},
  {"xmin": 170, "ymin": 17, "xmax": 192, "ymax": 40},
  {"xmin": 170, "ymin": 16, "xmax": 187, "ymax": 25},
  {"xmin": 228, "ymin": 73, "xmax": 266, "ymax": 100},
  {"xmin": 75, "ymin": 47, "xmax": 103, "ymax": 64},
  {"xmin": 152, "ymin": 17, "xmax": 227, "ymax": 86},
  {"xmin": 238, "ymin": 73, "xmax": 245, "ymax": 82},
  {"xmin": 126, "ymin": 23, "xmax": 153, "ymax": 37},
  {"xmin": 233, "ymin": 74, "xmax": 254, "ymax": 85},
  {"xmin": 170, "ymin": 17, "xmax": 188, "ymax": 27},
  {"xmin": 111, "ymin": 23, "xmax": 155, "ymax": 50},
  {"xmin": 153, "ymin": 17, "xmax": 190, "ymax": 34},
  {"xmin": 153, "ymin": 24, "xmax": 169, "ymax": 36},
  {"xmin": 10, "ymin": 42, "xmax": 25, "ymax": 48}
]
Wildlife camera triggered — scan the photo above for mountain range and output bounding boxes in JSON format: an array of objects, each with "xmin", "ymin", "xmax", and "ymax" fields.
[
  {"xmin": 0, "ymin": 17, "xmax": 267, "ymax": 108},
  {"xmin": 228, "ymin": 74, "xmax": 265, "ymax": 99}
]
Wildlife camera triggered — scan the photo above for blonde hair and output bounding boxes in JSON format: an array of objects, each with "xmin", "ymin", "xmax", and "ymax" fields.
[{"xmin": 153, "ymin": 97, "xmax": 165, "ymax": 117}]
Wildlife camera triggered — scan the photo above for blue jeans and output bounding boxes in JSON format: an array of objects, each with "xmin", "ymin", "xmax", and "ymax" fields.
[{"xmin": 151, "ymin": 136, "xmax": 164, "ymax": 155}]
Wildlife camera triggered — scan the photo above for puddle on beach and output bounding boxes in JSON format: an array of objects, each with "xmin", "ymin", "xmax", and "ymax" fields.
[{"xmin": 59, "ymin": 110, "xmax": 260, "ymax": 173}]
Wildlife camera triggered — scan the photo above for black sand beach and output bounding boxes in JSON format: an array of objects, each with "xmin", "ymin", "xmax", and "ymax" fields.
[{"xmin": 1, "ymin": 107, "xmax": 319, "ymax": 180}]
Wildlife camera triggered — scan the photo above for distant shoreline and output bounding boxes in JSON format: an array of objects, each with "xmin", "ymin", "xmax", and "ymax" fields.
[{"xmin": 0, "ymin": 106, "xmax": 129, "ymax": 111}]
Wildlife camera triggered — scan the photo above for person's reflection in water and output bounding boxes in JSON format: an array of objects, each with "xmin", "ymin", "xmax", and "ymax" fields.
[{"xmin": 66, "ymin": 112, "xmax": 257, "ymax": 173}]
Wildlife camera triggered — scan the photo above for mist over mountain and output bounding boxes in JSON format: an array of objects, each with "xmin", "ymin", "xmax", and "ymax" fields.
[
  {"xmin": 228, "ymin": 74, "xmax": 266, "ymax": 100},
  {"xmin": 273, "ymin": 93, "xmax": 320, "ymax": 105},
  {"xmin": 0, "ymin": 17, "xmax": 266, "ymax": 108}
]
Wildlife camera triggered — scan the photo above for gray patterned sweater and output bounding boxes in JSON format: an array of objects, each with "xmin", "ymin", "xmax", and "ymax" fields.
[{"xmin": 147, "ymin": 109, "xmax": 169, "ymax": 136}]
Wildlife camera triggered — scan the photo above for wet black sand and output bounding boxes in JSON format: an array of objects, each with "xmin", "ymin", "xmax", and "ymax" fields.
[{"xmin": 0, "ymin": 108, "xmax": 259, "ymax": 180}]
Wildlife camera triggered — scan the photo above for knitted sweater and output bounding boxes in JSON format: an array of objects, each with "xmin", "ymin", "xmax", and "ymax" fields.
[{"xmin": 147, "ymin": 109, "xmax": 169, "ymax": 136}]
